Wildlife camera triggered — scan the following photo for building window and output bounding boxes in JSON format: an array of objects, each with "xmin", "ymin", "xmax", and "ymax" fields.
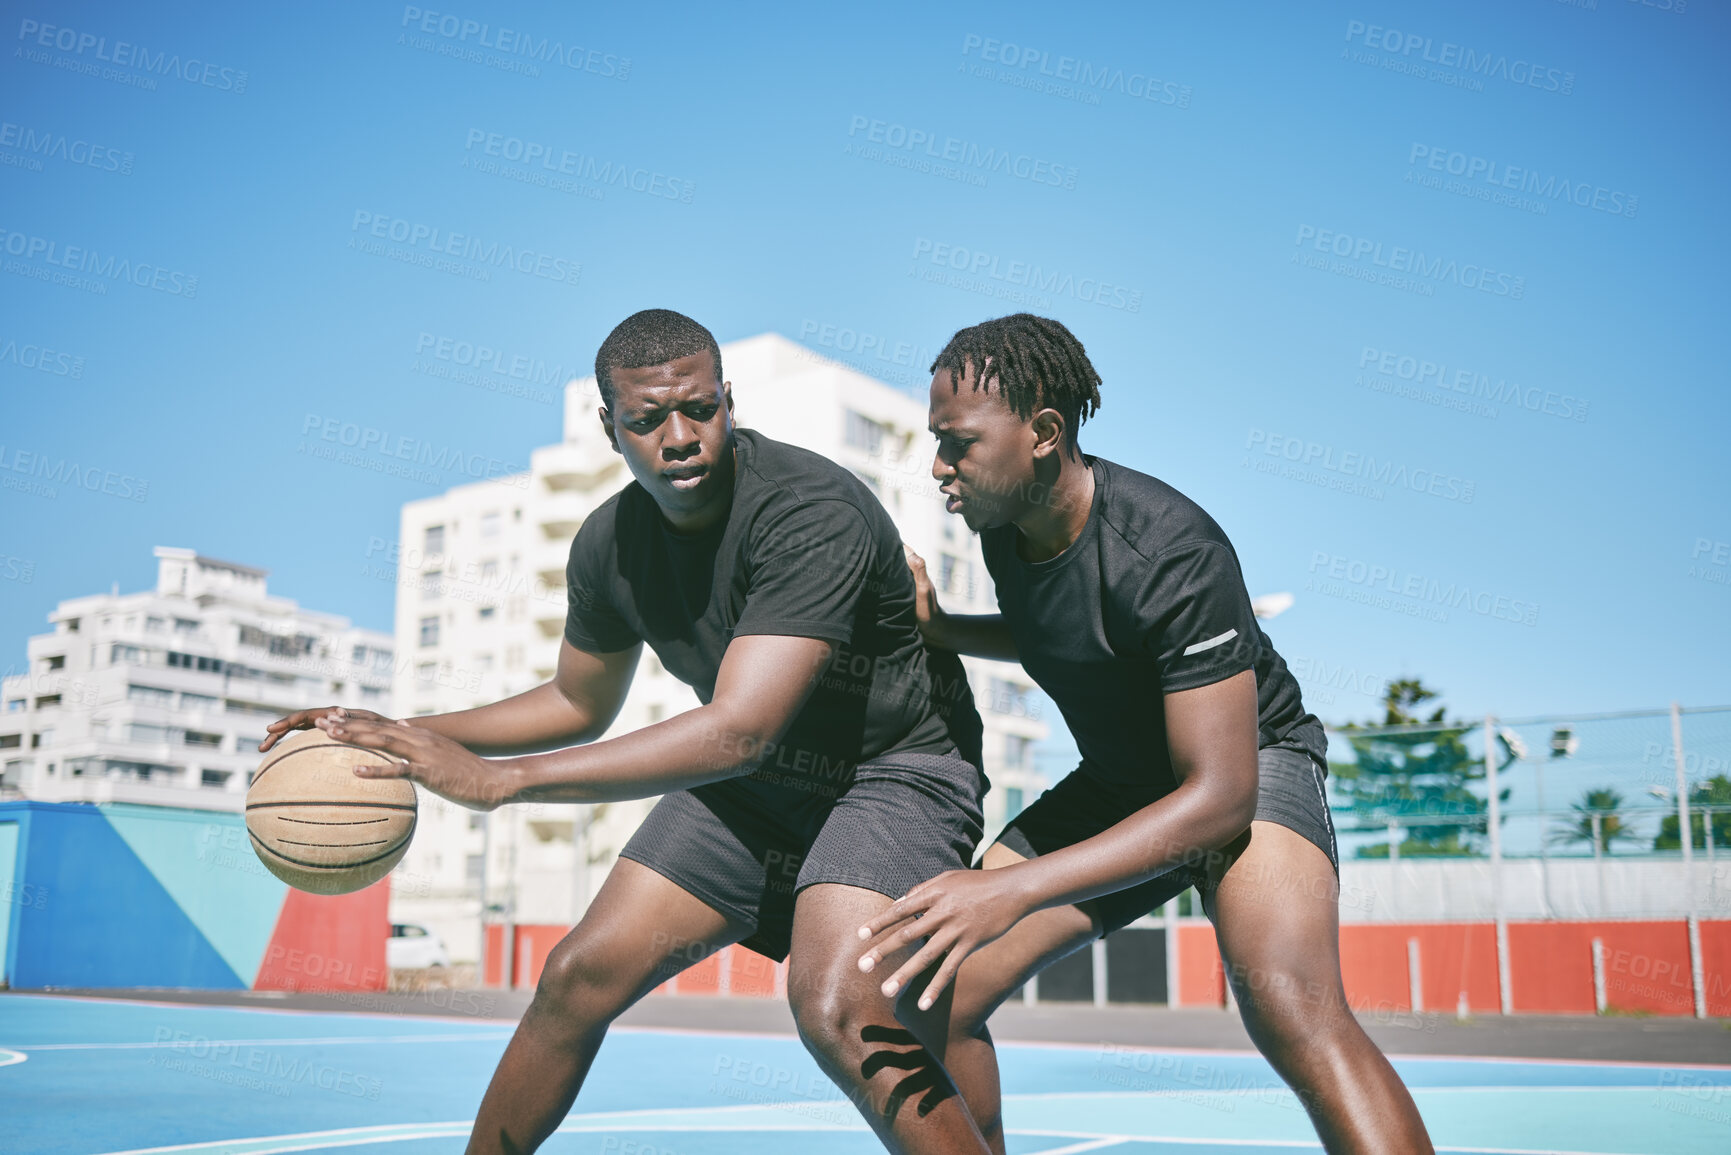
[
  {"xmin": 425, "ymin": 524, "xmax": 446, "ymax": 555},
  {"xmin": 1004, "ymin": 787, "xmax": 1025, "ymax": 820},
  {"xmin": 112, "ymin": 644, "xmax": 145, "ymax": 665},
  {"xmin": 145, "ymin": 616, "xmax": 166, "ymax": 632},
  {"xmin": 5, "ymin": 700, "xmax": 22, "ymax": 712},
  {"xmin": 173, "ymin": 618, "xmax": 199, "ymax": 634},
  {"xmin": 480, "ymin": 511, "xmax": 501, "ymax": 537},
  {"xmin": 352, "ymin": 644, "xmax": 368, "ymax": 662},
  {"xmin": 180, "ymin": 692, "xmax": 218, "ymax": 710},
  {"xmin": 844, "ymin": 410, "xmax": 888, "ymax": 456},
  {"xmin": 481, "ymin": 560, "xmax": 498, "ymax": 582},
  {"xmin": 465, "ymin": 853, "xmax": 485, "ymax": 883},
  {"xmin": 34, "ymin": 695, "xmax": 61, "ymax": 709},
  {"xmin": 1005, "ymin": 734, "xmax": 1032, "ymax": 769},
  {"xmin": 478, "ymin": 605, "xmax": 497, "ymax": 620},
  {"xmin": 419, "ymin": 616, "xmax": 440, "ymax": 647},
  {"xmin": 44, "ymin": 654, "xmax": 65, "ymax": 670},
  {"xmin": 184, "ymin": 731, "xmax": 222, "ymax": 748},
  {"xmin": 0, "ymin": 734, "xmax": 20, "ymax": 749},
  {"xmin": 127, "ymin": 684, "xmax": 174, "ymax": 705},
  {"xmin": 201, "ymin": 769, "xmax": 232, "ymax": 787},
  {"xmin": 422, "ymin": 570, "xmax": 442, "ymax": 600},
  {"xmin": 129, "ymin": 723, "xmax": 169, "ymax": 743},
  {"xmin": 416, "ymin": 661, "xmax": 437, "ymax": 687}
]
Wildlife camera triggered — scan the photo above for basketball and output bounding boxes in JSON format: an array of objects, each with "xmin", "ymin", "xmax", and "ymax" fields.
[{"xmin": 246, "ymin": 727, "xmax": 417, "ymax": 895}]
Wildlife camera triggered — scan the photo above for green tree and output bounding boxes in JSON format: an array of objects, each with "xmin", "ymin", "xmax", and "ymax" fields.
[
  {"xmin": 1549, "ymin": 787, "xmax": 1638, "ymax": 854},
  {"xmin": 1653, "ymin": 775, "xmax": 1731, "ymax": 851},
  {"xmin": 1330, "ymin": 679, "xmax": 1508, "ymax": 858}
]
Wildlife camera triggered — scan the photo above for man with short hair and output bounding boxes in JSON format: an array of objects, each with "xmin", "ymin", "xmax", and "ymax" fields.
[
  {"xmin": 856, "ymin": 313, "xmax": 1434, "ymax": 1153},
  {"xmin": 266, "ymin": 309, "xmax": 995, "ymax": 1154}
]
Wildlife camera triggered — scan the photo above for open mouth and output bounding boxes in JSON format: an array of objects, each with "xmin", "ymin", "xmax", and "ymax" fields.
[{"xmin": 664, "ymin": 464, "xmax": 708, "ymax": 490}]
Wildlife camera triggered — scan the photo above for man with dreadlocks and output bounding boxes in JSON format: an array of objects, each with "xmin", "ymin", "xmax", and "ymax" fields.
[
  {"xmin": 266, "ymin": 309, "xmax": 999, "ymax": 1155},
  {"xmin": 855, "ymin": 314, "xmax": 1434, "ymax": 1152}
]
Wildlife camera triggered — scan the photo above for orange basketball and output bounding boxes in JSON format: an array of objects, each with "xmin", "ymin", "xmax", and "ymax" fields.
[{"xmin": 246, "ymin": 728, "xmax": 417, "ymax": 895}]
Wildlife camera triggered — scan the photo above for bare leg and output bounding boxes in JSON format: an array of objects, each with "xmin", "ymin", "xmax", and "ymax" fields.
[
  {"xmin": 936, "ymin": 843, "xmax": 1100, "ymax": 1155},
  {"xmin": 786, "ymin": 883, "xmax": 993, "ymax": 1154},
  {"xmin": 1207, "ymin": 821, "xmax": 1434, "ymax": 1153},
  {"xmin": 464, "ymin": 859, "xmax": 750, "ymax": 1155}
]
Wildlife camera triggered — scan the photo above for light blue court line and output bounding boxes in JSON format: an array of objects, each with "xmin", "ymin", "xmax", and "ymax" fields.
[{"xmin": 7, "ymin": 995, "xmax": 1731, "ymax": 1155}]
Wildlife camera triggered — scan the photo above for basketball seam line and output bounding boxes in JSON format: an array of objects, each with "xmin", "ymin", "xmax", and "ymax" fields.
[
  {"xmin": 251, "ymin": 739, "xmax": 401, "ymax": 787},
  {"xmin": 248, "ymin": 823, "xmax": 416, "ymax": 871},
  {"xmin": 246, "ymin": 801, "xmax": 416, "ymax": 811}
]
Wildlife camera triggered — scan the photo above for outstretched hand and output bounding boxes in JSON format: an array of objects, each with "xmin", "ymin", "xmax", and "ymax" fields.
[
  {"xmin": 260, "ymin": 705, "xmax": 391, "ymax": 752},
  {"xmin": 316, "ymin": 713, "xmax": 518, "ymax": 812},
  {"xmin": 855, "ymin": 867, "xmax": 1032, "ymax": 1011}
]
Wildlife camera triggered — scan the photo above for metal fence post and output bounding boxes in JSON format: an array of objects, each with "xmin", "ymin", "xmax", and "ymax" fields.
[
  {"xmin": 1487, "ymin": 714, "xmax": 1512, "ymax": 1014},
  {"xmin": 1673, "ymin": 702, "xmax": 1707, "ymax": 1018}
]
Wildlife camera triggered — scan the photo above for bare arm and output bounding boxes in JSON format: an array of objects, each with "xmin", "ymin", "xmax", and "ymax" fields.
[
  {"xmin": 856, "ymin": 668, "xmax": 1261, "ymax": 1007},
  {"xmin": 903, "ymin": 545, "xmax": 1020, "ymax": 662},
  {"xmin": 331, "ymin": 633, "xmax": 837, "ymax": 809},
  {"xmin": 985, "ymin": 667, "xmax": 1260, "ymax": 911},
  {"xmin": 261, "ymin": 639, "xmax": 640, "ymax": 757}
]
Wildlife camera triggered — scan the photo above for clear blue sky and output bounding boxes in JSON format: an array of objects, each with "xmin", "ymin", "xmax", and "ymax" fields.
[{"xmin": 4, "ymin": 0, "xmax": 1727, "ymax": 739}]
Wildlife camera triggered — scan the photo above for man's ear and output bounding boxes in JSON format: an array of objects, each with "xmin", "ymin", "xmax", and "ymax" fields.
[
  {"xmin": 1029, "ymin": 408, "xmax": 1067, "ymax": 461},
  {"xmin": 598, "ymin": 405, "xmax": 620, "ymax": 454},
  {"xmin": 724, "ymin": 381, "xmax": 734, "ymax": 417}
]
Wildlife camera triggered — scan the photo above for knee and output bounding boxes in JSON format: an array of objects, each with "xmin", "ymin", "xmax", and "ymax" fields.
[
  {"xmin": 788, "ymin": 965, "xmax": 881, "ymax": 1058},
  {"xmin": 532, "ymin": 935, "xmax": 637, "ymax": 1020}
]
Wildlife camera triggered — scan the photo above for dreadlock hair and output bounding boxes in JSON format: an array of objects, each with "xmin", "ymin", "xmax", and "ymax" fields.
[
  {"xmin": 593, "ymin": 309, "xmax": 723, "ymax": 410},
  {"xmin": 929, "ymin": 314, "xmax": 1102, "ymax": 454}
]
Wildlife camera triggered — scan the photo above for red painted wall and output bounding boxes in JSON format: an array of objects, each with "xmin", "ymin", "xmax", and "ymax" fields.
[
  {"xmin": 254, "ymin": 877, "xmax": 390, "ymax": 991},
  {"xmin": 1338, "ymin": 923, "xmax": 1500, "ymax": 1015},
  {"xmin": 1176, "ymin": 922, "xmax": 1225, "ymax": 1007},
  {"xmin": 1699, "ymin": 920, "xmax": 1731, "ymax": 1017}
]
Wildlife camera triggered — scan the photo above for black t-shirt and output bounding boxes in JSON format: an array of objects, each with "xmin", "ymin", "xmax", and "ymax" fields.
[
  {"xmin": 980, "ymin": 455, "xmax": 1323, "ymax": 795},
  {"xmin": 565, "ymin": 428, "xmax": 981, "ymax": 792}
]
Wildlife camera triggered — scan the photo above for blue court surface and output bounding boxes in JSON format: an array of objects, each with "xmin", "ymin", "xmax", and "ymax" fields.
[{"xmin": 3, "ymin": 994, "xmax": 1729, "ymax": 1154}]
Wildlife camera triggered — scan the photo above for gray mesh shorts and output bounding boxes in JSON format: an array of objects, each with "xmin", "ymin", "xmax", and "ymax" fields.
[
  {"xmin": 618, "ymin": 749, "xmax": 986, "ymax": 961},
  {"xmin": 998, "ymin": 741, "xmax": 1338, "ymax": 936}
]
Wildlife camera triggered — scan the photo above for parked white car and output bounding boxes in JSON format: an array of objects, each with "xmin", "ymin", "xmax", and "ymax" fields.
[{"xmin": 387, "ymin": 923, "xmax": 451, "ymax": 969}]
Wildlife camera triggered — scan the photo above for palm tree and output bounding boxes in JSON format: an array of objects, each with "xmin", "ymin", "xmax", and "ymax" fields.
[{"xmin": 1550, "ymin": 788, "xmax": 1637, "ymax": 854}]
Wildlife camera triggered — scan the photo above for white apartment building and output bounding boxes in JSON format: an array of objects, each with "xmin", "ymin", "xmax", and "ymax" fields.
[
  {"xmin": 390, "ymin": 334, "xmax": 1048, "ymax": 962},
  {"xmin": 0, "ymin": 548, "xmax": 395, "ymax": 809}
]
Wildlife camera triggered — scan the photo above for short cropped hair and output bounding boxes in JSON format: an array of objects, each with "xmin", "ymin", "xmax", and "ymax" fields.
[{"xmin": 594, "ymin": 309, "xmax": 723, "ymax": 409}]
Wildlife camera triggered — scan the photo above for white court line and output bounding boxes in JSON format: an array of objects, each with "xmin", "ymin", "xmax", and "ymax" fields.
[
  {"xmin": 0, "ymin": 1047, "xmax": 27, "ymax": 1067},
  {"xmin": 7, "ymin": 1032, "xmax": 513, "ymax": 1051},
  {"xmin": 82, "ymin": 1104, "xmax": 1685, "ymax": 1155},
  {"xmin": 0, "ymin": 991, "xmax": 522, "ymax": 1025}
]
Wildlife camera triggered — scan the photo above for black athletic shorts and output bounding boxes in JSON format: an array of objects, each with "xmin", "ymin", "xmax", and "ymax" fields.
[
  {"xmin": 997, "ymin": 739, "xmax": 1339, "ymax": 936},
  {"xmin": 618, "ymin": 749, "xmax": 986, "ymax": 962}
]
